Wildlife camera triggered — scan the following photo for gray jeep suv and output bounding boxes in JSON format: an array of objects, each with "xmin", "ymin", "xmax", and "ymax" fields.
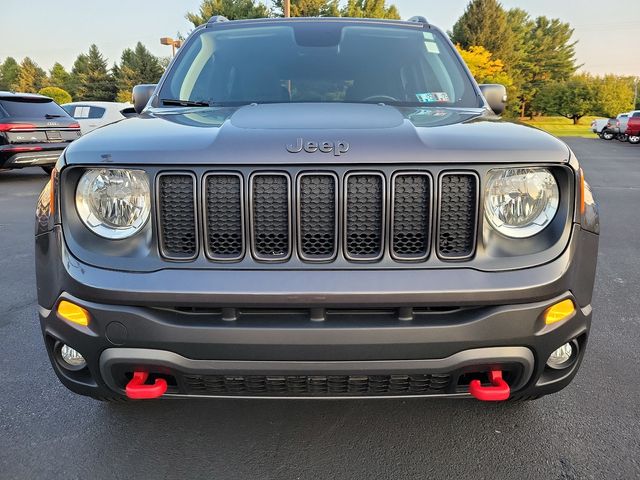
[{"xmin": 35, "ymin": 16, "xmax": 599, "ymax": 402}]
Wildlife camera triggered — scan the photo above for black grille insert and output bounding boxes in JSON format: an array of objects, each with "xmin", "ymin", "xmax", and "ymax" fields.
[
  {"xmin": 438, "ymin": 173, "xmax": 478, "ymax": 259},
  {"xmin": 345, "ymin": 173, "xmax": 384, "ymax": 260},
  {"xmin": 205, "ymin": 174, "xmax": 244, "ymax": 260},
  {"xmin": 298, "ymin": 173, "xmax": 338, "ymax": 260},
  {"xmin": 392, "ymin": 173, "xmax": 432, "ymax": 260},
  {"xmin": 182, "ymin": 373, "xmax": 451, "ymax": 397},
  {"xmin": 157, "ymin": 174, "xmax": 197, "ymax": 259},
  {"xmin": 251, "ymin": 173, "xmax": 291, "ymax": 260}
]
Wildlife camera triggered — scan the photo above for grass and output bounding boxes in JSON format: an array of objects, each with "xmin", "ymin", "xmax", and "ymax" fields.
[{"xmin": 519, "ymin": 116, "xmax": 598, "ymax": 138}]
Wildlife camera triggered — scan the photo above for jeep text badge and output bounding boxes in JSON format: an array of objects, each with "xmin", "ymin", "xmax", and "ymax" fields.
[{"xmin": 287, "ymin": 138, "xmax": 349, "ymax": 156}]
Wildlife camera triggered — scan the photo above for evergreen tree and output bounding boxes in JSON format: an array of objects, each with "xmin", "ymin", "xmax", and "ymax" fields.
[
  {"xmin": 71, "ymin": 45, "xmax": 116, "ymax": 101},
  {"xmin": 16, "ymin": 57, "xmax": 47, "ymax": 93},
  {"xmin": 342, "ymin": 0, "xmax": 400, "ymax": 19},
  {"xmin": 114, "ymin": 43, "xmax": 164, "ymax": 102},
  {"xmin": 0, "ymin": 57, "xmax": 21, "ymax": 91},
  {"xmin": 451, "ymin": 0, "xmax": 517, "ymax": 67},
  {"xmin": 49, "ymin": 62, "xmax": 72, "ymax": 92},
  {"xmin": 186, "ymin": 0, "xmax": 270, "ymax": 26}
]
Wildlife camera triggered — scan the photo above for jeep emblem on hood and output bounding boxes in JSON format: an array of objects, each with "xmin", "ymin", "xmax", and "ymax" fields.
[{"xmin": 287, "ymin": 138, "xmax": 349, "ymax": 156}]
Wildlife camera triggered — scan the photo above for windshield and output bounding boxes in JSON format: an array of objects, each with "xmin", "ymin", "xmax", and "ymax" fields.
[{"xmin": 159, "ymin": 22, "xmax": 480, "ymax": 108}]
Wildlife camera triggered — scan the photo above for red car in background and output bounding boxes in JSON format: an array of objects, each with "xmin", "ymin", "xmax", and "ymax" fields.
[{"xmin": 625, "ymin": 117, "xmax": 640, "ymax": 144}]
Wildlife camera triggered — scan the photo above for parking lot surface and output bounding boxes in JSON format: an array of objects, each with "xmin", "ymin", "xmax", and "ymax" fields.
[{"xmin": 1, "ymin": 138, "xmax": 639, "ymax": 479}]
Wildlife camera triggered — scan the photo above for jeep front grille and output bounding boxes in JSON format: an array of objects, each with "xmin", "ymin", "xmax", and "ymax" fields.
[{"xmin": 155, "ymin": 168, "xmax": 479, "ymax": 264}]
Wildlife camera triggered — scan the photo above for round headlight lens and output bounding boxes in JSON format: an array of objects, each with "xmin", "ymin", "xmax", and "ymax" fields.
[
  {"xmin": 76, "ymin": 168, "xmax": 150, "ymax": 239},
  {"xmin": 484, "ymin": 168, "xmax": 559, "ymax": 238}
]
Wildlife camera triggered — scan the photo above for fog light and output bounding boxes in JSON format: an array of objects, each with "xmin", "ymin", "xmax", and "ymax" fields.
[
  {"xmin": 59, "ymin": 344, "xmax": 86, "ymax": 369},
  {"xmin": 546, "ymin": 342, "xmax": 574, "ymax": 370}
]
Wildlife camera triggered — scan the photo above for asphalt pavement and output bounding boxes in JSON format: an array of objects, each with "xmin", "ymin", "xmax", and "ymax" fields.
[{"xmin": 1, "ymin": 137, "xmax": 639, "ymax": 479}]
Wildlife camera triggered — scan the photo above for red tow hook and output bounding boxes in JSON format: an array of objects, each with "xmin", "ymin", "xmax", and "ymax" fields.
[
  {"xmin": 469, "ymin": 370, "xmax": 510, "ymax": 402},
  {"xmin": 125, "ymin": 371, "xmax": 168, "ymax": 400}
]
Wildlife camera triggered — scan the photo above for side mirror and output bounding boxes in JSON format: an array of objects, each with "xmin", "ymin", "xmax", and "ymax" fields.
[
  {"xmin": 132, "ymin": 84, "xmax": 157, "ymax": 114},
  {"xmin": 479, "ymin": 84, "xmax": 507, "ymax": 115}
]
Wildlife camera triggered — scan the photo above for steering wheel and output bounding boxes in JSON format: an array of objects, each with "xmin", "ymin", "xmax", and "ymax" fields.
[{"xmin": 361, "ymin": 95, "xmax": 400, "ymax": 103}]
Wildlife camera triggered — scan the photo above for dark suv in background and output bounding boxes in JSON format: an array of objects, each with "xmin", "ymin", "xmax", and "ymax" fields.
[{"xmin": 0, "ymin": 92, "xmax": 80, "ymax": 174}]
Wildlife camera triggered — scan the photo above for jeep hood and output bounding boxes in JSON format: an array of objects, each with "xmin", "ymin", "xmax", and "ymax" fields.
[{"xmin": 64, "ymin": 103, "xmax": 570, "ymax": 165}]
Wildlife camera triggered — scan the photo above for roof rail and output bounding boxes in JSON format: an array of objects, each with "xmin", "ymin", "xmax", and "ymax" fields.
[
  {"xmin": 207, "ymin": 15, "xmax": 229, "ymax": 25},
  {"xmin": 408, "ymin": 16, "xmax": 429, "ymax": 25}
]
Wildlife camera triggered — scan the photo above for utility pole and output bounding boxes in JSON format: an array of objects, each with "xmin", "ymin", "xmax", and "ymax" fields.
[
  {"xmin": 284, "ymin": 0, "xmax": 290, "ymax": 17},
  {"xmin": 634, "ymin": 77, "xmax": 639, "ymax": 109}
]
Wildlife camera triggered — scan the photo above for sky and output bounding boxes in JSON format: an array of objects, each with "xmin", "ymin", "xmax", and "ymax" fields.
[{"xmin": 0, "ymin": 0, "xmax": 639, "ymax": 76}]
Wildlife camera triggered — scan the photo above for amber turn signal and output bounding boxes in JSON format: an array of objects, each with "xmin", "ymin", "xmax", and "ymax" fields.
[
  {"xmin": 543, "ymin": 299, "xmax": 576, "ymax": 325},
  {"xmin": 57, "ymin": 300, "xmax": 90, "ymax": 326}
]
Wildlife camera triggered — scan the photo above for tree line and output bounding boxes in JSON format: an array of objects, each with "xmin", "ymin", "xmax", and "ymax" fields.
[
  {"xmin": 451, "ymin": 0, "xmax": 637, "ymax": 121},
  {"xmin": 0, "ymin": 0, "xmax": 636, "ymax": 122},
  {"xmin": 0, "ymin": 43, "xmax": 166, "ymax": 105}
]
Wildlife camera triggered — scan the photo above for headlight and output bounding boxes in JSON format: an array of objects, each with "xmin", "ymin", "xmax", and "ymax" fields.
[
  {"xmin": 484, "ymin": 168, "xmax": 559, "ymax": 238},
  {"xmin": 76, "ymin": 168, "xmax": 150, "ymax": 239}
]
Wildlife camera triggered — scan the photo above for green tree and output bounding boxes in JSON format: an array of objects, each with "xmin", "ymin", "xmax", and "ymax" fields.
[
  {"xmin": 451, "ymin": 0, "xmax": 517, "ymax": 68},
  {"xmin": 0, "ymin": 57, "xmax": 21, "ymax": 91},
  {"xmin": 186, "ymin": 0, "xmax": 270, "ymax": 26},
  {"xmin": 49, "ymin": 62, "xmax": 72, "ymax": 92},
  {"xmin": 114, "ymin": 42, "xmax": 164, "ymax": 102},
  {"xmin": 518, "ymin": 16, "xmax": 578, "ymax": 117},
  {"xmin": 341, "ymin": 0, "xmax": 400, "ymax": 19},
  {"xmin": 71, "ymin": 45, "xmax": 116, "ymax": 101},
  {"xmin": 532, "ymin": 75, "xmax": 596, "ymax": 124},
  {"xmin": 593, "ymin": 75, "xmax": 635, "ymax": 118},
  {"xmin": 16, "ymin": 57, "xmax": 48, "ymax": 93},
  {"xmin": 38, "ymin": 86, "xmax": 72, "ymax": 105},
  {"xmin": 273, "ymin": 0, "xmax": 339, "ymax": 17}
]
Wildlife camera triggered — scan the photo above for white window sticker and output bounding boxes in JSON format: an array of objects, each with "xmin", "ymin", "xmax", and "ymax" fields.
[{"xmin": 416, "ymin": 92, "xmax": 450, "ymax": 103}]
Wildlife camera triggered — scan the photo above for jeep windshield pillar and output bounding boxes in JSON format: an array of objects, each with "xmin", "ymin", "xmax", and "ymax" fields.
[{"xmin": 35, "ymin": 17, "xmax": 598, "ymax": 402}]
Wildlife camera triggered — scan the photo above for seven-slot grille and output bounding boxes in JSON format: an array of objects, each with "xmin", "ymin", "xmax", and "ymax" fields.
[{"xmin": 156, "ymin": 170, "xmax": 479, "ymax": 263}]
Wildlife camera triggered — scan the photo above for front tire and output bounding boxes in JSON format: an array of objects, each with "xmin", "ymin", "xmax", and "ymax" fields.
[
  {"xmin": 602, "ymin": 132, "xmax": 615, "ymax": 140},
  {"xmin": 629, "ymin": 135, "xmax": 640, "ymax": 145}
]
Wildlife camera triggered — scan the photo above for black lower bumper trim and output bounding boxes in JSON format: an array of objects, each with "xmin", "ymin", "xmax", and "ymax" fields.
[{"xmin": 99, "ymin": 347, "xmax": 534, "ymax": 398}]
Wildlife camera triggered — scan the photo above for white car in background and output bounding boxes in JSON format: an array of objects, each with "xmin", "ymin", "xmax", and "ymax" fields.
[{"xmin": 61, "ymin": 101, "xmax": 136, "ymax": 134}]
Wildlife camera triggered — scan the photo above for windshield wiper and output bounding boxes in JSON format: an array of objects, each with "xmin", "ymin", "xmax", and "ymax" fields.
[{"xmin": 161, "ymin": 98, "xmax": 210, "ymax": 107}]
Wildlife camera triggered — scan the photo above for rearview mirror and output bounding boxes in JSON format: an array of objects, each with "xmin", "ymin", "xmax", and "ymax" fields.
[
  {"xmin": 132, "ymin": 84, "xmax": 157, "ymax": 114},
  {"xmin": 479, "ymin": 84, "xmax": 507, "ymax": 115}
]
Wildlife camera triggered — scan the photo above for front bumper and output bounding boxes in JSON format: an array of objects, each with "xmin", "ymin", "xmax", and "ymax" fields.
[
  {"xmin": 36, "ymin": 224, "xmax": 598, "ymax": 400},
  {"xmin": 0, "ymin": 149, "xmax": 63, "ymax": 168}
]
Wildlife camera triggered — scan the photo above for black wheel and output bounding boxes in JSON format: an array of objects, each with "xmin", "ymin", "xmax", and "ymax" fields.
[
  {"xmin": 602, "ymin": 132, "xmax": 615, "ymax": 140},
  {"xmin": 41, "ymin": 166, "xmax": 54, "ymax": 175},
  {"xmin": 629, "ymin": 135, "xmax": 640, "ymax": 145},
  {"xmin": 617, "ymin": 134, "xmax": 629, "ymax": 142}
]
